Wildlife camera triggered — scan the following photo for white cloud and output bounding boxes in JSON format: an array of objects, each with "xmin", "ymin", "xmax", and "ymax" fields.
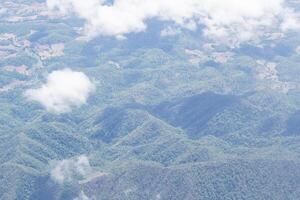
[
  {"xmin": 0, "ymin": 8, "xmax": 7, "ymax": 16},
  {"xmin": 281, "ymin": 9, "xmax": 300, "ymax": 31},
  {"xmin": 47, "ymin": 0, "xmax": 300, "ymax": 46},
  {"xmin": 50, "ymin": 155, "xmax": 92, "ymax": 184},
  {"xmin": 25, "ymin": 68, "xmax": 95, "ymax": 114}
]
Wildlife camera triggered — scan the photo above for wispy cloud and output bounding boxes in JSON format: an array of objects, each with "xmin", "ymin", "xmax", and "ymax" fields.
[
  {"xmin": 50, "ymin": 155, "xmax": 92, "ymax": 184},
  {"xmin": 47, "ymin": 0, "xmax": 300, "ymax": 46},
  {"xmin": 73, "ymin": 191, "xmax": 90, "ymax": 200},
  {"xmin": 160, "ymin": 26, "xmax": 181, "ymax": 37},
  {"xmin": 25, "ymin": 68, "xmax": 95, "ymax": 114}
]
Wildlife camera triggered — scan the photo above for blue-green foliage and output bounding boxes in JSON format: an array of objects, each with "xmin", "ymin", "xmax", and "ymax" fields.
[{"xmin": 1, "ymin": 0, "xmax": 300, "ymax": 199}]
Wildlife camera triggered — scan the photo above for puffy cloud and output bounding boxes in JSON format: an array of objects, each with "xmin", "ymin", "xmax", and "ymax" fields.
[
  {"xmin": 50, "ymin": 155, "xmax": 92, "ymax": 184},
  {"xmin": 25, "ymin": 68, "xmax": 95, "ymax": 114},
  {"xmin": 47, "ymin": 0, "xmax": 300, "ymax": 45}
]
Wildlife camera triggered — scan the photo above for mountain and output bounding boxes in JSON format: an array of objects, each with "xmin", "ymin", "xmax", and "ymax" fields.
[{"xmin": 1, "ymin": 0, "xmax": 300, "ymax": 199}]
